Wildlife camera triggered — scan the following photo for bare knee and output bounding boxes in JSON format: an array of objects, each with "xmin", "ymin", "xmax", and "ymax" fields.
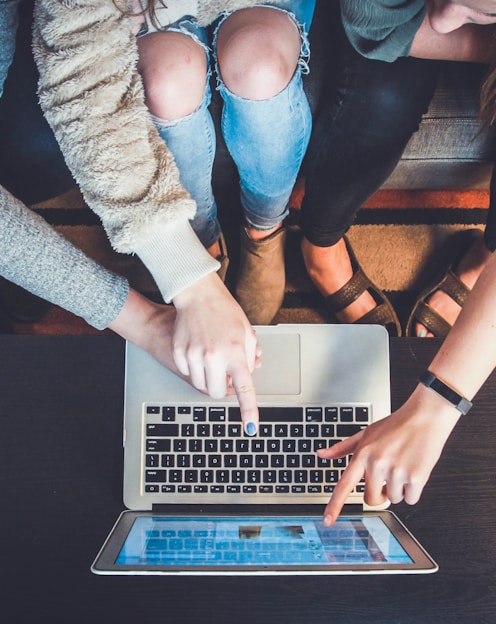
[
  {"xmin": 216, "ymin": 7, "xmax": 301, "ymax": 100},
  {"xmin": 138, "ymin": 31, "xmax": 207, "ymax": 120}
]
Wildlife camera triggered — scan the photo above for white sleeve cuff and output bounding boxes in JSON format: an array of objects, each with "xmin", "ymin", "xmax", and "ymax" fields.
[{"xmin": 133, "ymin": 219, "xmax": 220, "ymax": 302}]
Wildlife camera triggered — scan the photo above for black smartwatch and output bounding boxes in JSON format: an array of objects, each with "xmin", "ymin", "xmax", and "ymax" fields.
[{"xmin": 418, "ymin": 370, "xmax": 472, "ymax": 415}]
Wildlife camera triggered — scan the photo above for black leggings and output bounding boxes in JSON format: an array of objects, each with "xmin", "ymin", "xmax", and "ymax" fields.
[{"xmin": 301, "ymin": 4, "xmax": 496, "ymax": 251}]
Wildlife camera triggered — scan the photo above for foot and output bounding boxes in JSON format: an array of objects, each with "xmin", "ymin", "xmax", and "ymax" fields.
[
  {"xmin": 235, "ymin": 223, "xmax": 286, "ymax": 325},
  {"xmin": 415, "ymin": 235, "xmax": 492, "ymax": 337},
  {"xmin": 301, "ymin": 237, "xmax": 376, "ymax": 323}
]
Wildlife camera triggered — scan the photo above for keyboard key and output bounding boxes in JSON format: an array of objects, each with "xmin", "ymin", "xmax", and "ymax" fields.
[
  {"xmin": 193, "ymin": 406, "xmax": 206, "ymax": 421},
  {"xmin": 224, "ymin": 455, "xmax": 237, "ymax": 468},
  {"xmin": 255, "ymin": 455, "xmax": 269, "ymax": 468},
  {"xmin": 147, "ymin": 423, "xmax": 178, "ymax": 437},
  {"xmin": 290, "ymin": 424, "xmax": 304, "ymax": 437},
  {"xmin": 197, "ymin": 424, "xmax": 210, "ymax": 437},
  {"xmin": 337, "ymin": 424, "xmax": 364, "ymax": 437},
  {"xmin": 213, "ymin": 424, "xmax": 226, "ymax": 437},
  {"xmin": 162, "ymin": 406, "xmax": 176, "ymax": 421},
  {"xmin": 240, "ymin": 455, "xmax": 253, "ymax": 468},
  {"xmin": 208, "ymin": 455, "xmax": 222, "ymax": 468},
  {"xmin": 205, "ymin": 440, "xmax": 218, "ymax": 453},
  {"xmin": 263, "ymin": 470, "xmax": 277, "ymax": 483},
  {"xmin": 251, "ymin": 439, "xmax": 265, "ymax": 452},
  {"xmin": 305, "ymin": 407, "xmax": 323, "ymax": 422},
  {"xmin": 355, "ymin": 406, "xmax": 369, "ymax": 422},
  {"xmin": 340, "ymin": 407, "xmax": 354, "ymax": 422},
  {"xmin": 161, "ymin": 454, "xmax": 175, "ymax": 468},
  {"xmin": 283, "ymin": 439, "xmax": 296, "ymax": 452},
  {"xmin": 146, "ymin": 454, "xmax": 159, "ymax": 467},
  {"xmin": 274, "ymin": 424, "xmax": 288, "ymax": 437},
  {"xmin": 305, "ymin": 424, "xmax": 319, "ymax": 437},
  {"xmin": 209, "ymin": 407, "xmax": 226, "ymax": 421},
  {"xmin": 267, "ymin": 440, "xmax": 280, "ymax": 452},
  {"xmin": 181, "ymin": 424, "xmax": 195, "ymax": 437},
  {"xmin": 227, "ymin": 424, "xmax": 241, "ymax": 437},
  {"xmin": 325, "ymin": 407, "xmax": 338, "ymax": 422},
  {"xmin": 173, "ymin": 439, "xmax": 186, "ymax": 452},
  {"xmin": 146, "ymin": 470, "xmax": 167, "ymax": 482},
  {"xmin": 247, "ymin": 470, "xmax": 261, "ymax": 483},
  {"xmin": 200, "ymin": 470, "xmax": 214, "ymax": 483},
  {"xmin": 189, "ymin": 439, "xmax": 202, "ymax": 453},
  {"xmin": 147, "ymin": 439, "xmax": 171, "ymax": 452},
  {"xmin": 259, "ymin": 424, "xmax": 273, "ymax": 437}
]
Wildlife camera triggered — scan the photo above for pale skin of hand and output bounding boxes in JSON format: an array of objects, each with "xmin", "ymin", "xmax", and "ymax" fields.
[
  {"xmin": 109, "ymin": 284, "xmax": 261, "ymax": 423},
  {"xmin": 317, "ymin": 251, "xmax": 496, "ymax": 525},
  {"xmin": 317, "ymin": 387, "xmax": 460, "ymax": 525},
  {"xmin": 171, "ymin": 272, "xmax": 260, "ymax": 435}
]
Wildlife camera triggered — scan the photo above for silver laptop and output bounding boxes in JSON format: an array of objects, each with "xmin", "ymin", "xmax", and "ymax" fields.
[{"xmin": 92, "ymin": 324, "xmax": 438, "ymax": 575}]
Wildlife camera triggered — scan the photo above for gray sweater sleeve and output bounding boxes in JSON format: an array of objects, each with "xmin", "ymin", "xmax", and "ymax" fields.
[
  {"xmin": 0, "ymin": 185, "xmax": 129, "ymax": 330},
  {"xmin": 32, "ymin": 0, "xmax": 219, "ymax": 303}
]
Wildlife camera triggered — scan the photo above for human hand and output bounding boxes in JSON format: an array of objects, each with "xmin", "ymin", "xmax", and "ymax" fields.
[
  {"xmin": 109, "ymin": 288, "xmax": 195, "ymax": 384},
  {"xmin": 172, "ymin": 273, "xmax": 260, "ymax": 435},
  {"xmin": 317, "ymin": 386, "xmax": 461, "ymax": 525}
]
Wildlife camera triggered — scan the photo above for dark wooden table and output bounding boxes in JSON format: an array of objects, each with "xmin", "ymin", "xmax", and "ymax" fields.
[{"xmin": 1, "ymin": 335, "xmax": 495, "ymax": 624}]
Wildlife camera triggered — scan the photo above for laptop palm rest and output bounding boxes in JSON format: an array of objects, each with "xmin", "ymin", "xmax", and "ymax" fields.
[{"xmin": 252, "ymin": 333, "xmax": 300, "ymax": 395}]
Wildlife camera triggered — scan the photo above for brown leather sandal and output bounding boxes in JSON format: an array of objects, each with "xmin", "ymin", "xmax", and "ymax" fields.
[
  {"xmin": 324, "ymin": 237, "xmax": 402, "ymax": 337},
  {"xmin": 405, "ymin": 228, "xmax": 483, "ymax": 337}
]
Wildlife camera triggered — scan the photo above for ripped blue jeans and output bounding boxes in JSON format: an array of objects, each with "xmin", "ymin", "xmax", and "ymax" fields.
[{"xmin": 144, "ymin": 1, "xmax": 316, "ymax": 248}]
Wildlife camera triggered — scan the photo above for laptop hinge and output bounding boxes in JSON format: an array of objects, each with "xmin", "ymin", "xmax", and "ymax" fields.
[{"xmin": 151, "ymin": 503, "xmax": 326, "ymax": 515}]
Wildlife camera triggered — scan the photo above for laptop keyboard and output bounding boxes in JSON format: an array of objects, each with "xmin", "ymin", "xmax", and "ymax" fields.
[{"xmin": 143, "ymin": 404, "xmax": 368, "ymax": 498}]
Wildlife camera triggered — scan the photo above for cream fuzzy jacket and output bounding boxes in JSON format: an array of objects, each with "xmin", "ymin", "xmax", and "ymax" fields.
[{"xmin": 32, "ymin": 1, "xmax": 284, "ymax": 302}]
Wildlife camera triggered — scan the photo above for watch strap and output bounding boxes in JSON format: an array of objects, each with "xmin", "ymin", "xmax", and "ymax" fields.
[{"xmin": 419, "ymin": 370, "xmax": 472, "ymax": 415}]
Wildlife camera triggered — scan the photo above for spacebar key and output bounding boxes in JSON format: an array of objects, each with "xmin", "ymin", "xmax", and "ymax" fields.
[{"xmin": 229, "ymin": 407, "xmax": 303, "ymax": 422}]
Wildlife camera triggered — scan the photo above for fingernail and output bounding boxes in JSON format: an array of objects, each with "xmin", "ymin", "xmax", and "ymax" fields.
[
  {"xmin": 246, "ymin": 422, "xmax": 257, "ymax": 437},
  {"xmin": 418, "ymin": 329, "xmax": 427, "ymax": 338},
  {"xmin": 323, "ymin": 514, "xmax": 333, "ymax": 526}
]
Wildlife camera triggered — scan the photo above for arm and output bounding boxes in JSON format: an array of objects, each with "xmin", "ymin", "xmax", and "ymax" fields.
[
  {"xmin": 0, "ymin": 184, "xmax": 128, "ymax": 330},
  {"xmin": 0, "ymin": 184, "xmax": 195, "ymax": 385},
  {"xmin": 319, "ymin": 250, "xmax": 496, "ymax": 524},
  {"xmin": 32, "ymin": 0, "xmax": 216, "ymax": 301},
  {"xmin": 32, "ymin": 0, "xmax": 259, "ymax": 431}
]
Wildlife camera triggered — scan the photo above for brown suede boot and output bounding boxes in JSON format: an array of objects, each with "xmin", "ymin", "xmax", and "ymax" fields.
[{"xmin": 235, "ymin": 226, "xmax": 286, "ymax": 325}]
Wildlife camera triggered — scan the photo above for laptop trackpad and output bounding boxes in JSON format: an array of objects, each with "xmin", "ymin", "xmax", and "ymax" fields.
[{"xmin": 252, "ymin": 333, "xmax": 301, "ymax": 395}]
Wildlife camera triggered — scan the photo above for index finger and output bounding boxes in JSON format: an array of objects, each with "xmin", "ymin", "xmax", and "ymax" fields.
[
  {"xmin": 229, "ymin": 359, "xmax": 259, "ymax": 437},
  {"xmin": 322, "ymin": 459, "xmax": 365, "ymax": 525}
]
